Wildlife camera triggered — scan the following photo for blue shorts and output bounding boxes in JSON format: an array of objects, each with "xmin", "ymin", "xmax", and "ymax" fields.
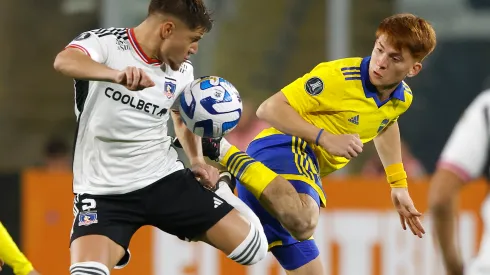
[
  {"xmin": 270, "ymin": 240, "xmax": 320, "ymax": 270},
  {"xmin": 236, "ymin": 134, "xmax": 325, "ymax": 270}
]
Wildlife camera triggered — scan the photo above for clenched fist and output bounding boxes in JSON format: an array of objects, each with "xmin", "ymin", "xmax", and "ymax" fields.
[{"xmin": 114, "ymin": 66, "xmax": 155, "ymax": 91}]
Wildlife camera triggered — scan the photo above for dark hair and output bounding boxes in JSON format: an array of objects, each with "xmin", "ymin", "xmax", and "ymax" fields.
[{"xmin": 148, "ymin": 0, "xmax": 213, "ymax": 32}]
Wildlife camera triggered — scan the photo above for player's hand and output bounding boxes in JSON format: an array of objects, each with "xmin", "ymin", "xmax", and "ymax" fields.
[
  {"xmin": 0, "ymin": 259, "xmax": 3, "ymax": 272},
  {"xmin": 114, "ymin": 66, "xmax": 155, "ymax": 91},
  {"xmin": 319, "ymin": 132, "xmax": 363, "ymax": 159},
  {"xmin": 27, "ymin": 270, "xmax": 41, "ymax": 275},
  {"xmin": 391, "ymin": 187, "xmax": 425, "ymax": 238},
  {"xmin": 191, "ymin": 163, "xmax": 220, "ymax": 189}
]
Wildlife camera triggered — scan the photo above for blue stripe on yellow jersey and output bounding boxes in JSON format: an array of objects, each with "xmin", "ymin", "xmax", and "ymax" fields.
[{"xmin": 252, "ymin": 56, "xmax": 413, "ymax": 177}]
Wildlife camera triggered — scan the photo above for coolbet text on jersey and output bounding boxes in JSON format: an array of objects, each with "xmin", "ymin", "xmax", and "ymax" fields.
[{"xmin": 236, "ymin": 56, "xmax": 413, "ymax": 251}]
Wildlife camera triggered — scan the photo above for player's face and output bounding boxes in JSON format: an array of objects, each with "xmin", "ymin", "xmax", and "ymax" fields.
[
  {"xmin": 369, "ymin": 34, "xmax": 422, "ymax": 89},
  {"xmin": 159, "ymin": 20, "xmax": 204, "ymax": 70}
]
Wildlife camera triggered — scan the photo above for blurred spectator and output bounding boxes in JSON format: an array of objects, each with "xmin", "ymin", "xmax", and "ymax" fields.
[
  {"xmin": 361, "ymin": 140, "xmax": 426, "ymax": 179},
  {"xmin": 225, "ymin": 100, "xmax": 269, "ymax": 151},
  {"xmin": 42, "ymin": 136, "xmax": 71, "ymax": 172}
]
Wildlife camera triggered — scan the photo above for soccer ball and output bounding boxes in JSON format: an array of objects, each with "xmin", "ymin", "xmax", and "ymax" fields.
[{"xmin": 179, "ymin": 76, "xmax": 243, "ymax": 138}]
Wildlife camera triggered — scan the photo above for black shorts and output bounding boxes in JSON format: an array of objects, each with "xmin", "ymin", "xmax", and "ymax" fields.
[{"xmin": 69, "ymin": 168, "xmax": 233, "ymax": 268}]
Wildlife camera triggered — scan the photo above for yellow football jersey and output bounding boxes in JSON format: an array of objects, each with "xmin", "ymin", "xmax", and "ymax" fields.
[{"xmin": 257, "ymin": 57, "xmax": 413, "ymax": 177}]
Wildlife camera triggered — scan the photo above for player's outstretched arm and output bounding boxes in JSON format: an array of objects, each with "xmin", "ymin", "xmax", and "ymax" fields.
[
  {"xmin": 257, "ymin": 91, "xmax": 362, "ymax": 159},
  {"xmin": 0, "ymin": 222, "xmax": 40, "ymax": 275},
  {"xmin": 373, "ymin": 121, "xmax": 425, "ymax": 238},
  {"xmin": 171, "ymin": 111, "xmax": 219, "ymax": 187}
]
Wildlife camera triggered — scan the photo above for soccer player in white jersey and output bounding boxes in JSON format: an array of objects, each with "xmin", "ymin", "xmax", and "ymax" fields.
[
  {"xmin": 53, "ymin": 1, "xmax": 268, "ymax": 274},
  {"xmin": 429, "ymin": 90, "xmax": 490, "ymax": 275}
]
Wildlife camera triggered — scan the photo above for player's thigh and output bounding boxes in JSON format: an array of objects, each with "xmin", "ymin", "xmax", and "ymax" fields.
[
  {"xmin": 297, "ymin": 191, "xmax": 320, "ymax": 226},
  {"xmin": 70, "ymin": 235, "xmax": 125, "ymax": 269},
  {"xmin": 261, "ymin": 178, "xmax": 320, "ymax": 217},
  {"xmin": 146, "ymin": 169, "xmax": 247, "ymax": 254},
  {"xmin": 259, "ymin": 176, "xmax": 304, "ymax": 214},
  {"xmin": 198, "ymin": 208, "xmax": 252, "ymax": 254},
  {"xmin": 70, "ymin": 193, "xmax": 143, "ymax": 269},
  {"xmin": 270, "ymin": 239, "xmax": 322, "ymax": 274}
]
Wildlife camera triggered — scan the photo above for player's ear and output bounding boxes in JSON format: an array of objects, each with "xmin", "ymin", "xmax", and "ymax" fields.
[
  {"xmin": 407, "ymin": 62, "xmax": 422, "ymax": 78},
  {"xmin": 160, "ymin": 21, "xmax": 176, "ymax": 39}
]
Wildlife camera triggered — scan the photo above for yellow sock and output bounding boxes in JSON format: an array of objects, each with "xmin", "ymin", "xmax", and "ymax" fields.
[
  {"xmin": 0, "ymin": 223, "xmax": 34, "ymax": 275},
  {"xmin": 220, "ymin": 145, "xmax": 278, "ymax": 198}
]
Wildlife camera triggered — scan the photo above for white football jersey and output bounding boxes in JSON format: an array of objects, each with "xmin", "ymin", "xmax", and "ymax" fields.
[
  {"xmin": 438, "ymin": 90, "xmax": 490, "ymax": 182},
  {"xmin": 66, "ymin": 27, "xmax": 193, "ymax": 195}
]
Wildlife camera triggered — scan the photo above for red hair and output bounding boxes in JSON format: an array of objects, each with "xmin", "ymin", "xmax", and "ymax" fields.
[{"xmin": 376, "ymin": 13, "xmax": 437, "ymax": 61}]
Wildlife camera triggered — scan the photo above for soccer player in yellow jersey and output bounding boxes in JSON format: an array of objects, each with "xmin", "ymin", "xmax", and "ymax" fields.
[
  {"xmin": 0, "ymin": 222, "xmax": 40, "ymax": 275},
  {"xmin": 175, "ymin": 13, "xmax": 437, "ymax": 274}
]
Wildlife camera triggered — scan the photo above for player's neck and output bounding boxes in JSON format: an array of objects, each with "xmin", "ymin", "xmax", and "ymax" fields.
[
  {"xmin": 132, "ymin": 20, "xmax": 162, "ymax": 61},
  {"xmin": 375, "ymin": 83, "xmax": 399, "ymax": 101}
]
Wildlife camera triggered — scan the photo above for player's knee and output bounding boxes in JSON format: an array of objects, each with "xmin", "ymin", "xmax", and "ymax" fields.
[
  {"xmin": 285, "ymin": 211, "xmax": 318, "ymax": 241},
  {"xmin": 290, "ymin": 227, "xmax": 315, "ymax": 242},
  {"xmin": 70, "ymin": 261, "xmax": 110, "ymax": 275},
  {"xmin": 228, "ymin": 222, "xmax": 268, "ymax": 265},
  {"xmin": 287, "ymin": 196, "xmax": 319, "ymax": 241},
  {"xmin": 290, "ymin": 220, "xmax": 316, "ymax": 241}
]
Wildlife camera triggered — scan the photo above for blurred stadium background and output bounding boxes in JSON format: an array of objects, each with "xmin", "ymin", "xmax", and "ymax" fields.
[{"xmin": 1, "ymin": 0, "xmax": 490, "ymax": 274}]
